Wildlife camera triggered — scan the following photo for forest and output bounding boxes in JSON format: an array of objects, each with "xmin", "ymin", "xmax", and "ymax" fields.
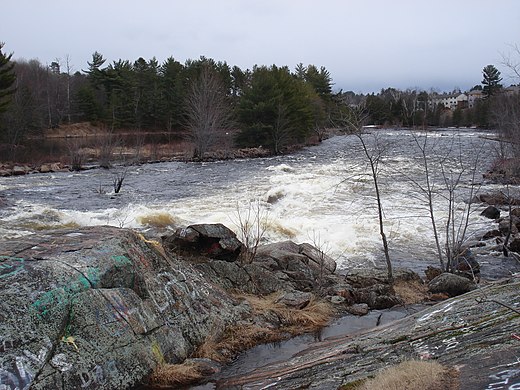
[{"xmin": 0, "ymin": 44, "xmax": 518, "ymax": 165}]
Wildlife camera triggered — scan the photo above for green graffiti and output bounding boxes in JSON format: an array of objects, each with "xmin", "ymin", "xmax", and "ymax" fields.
[
  {"xmin": 0, "ymin": 257, "xmax": 25, "ymax": 280},
  {"xmin": 112, "ymin": 255, "xmax": 132, "ymax": 266},
  {"xmin": 32, "ymin": 267, "xmax": 100, "ymax": 318}
]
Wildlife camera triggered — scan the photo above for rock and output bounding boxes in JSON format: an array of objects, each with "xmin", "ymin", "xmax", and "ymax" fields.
[
  {"xmin": 345, "ymin": 303, "xmax": 369, "ymax": 316},
  {"xmin": 352, "ymin": 283, "xmax": 402, "ymax": 309},
  {"xmin": 482, "ymin": 229, "xmax": 502, "ymax": 240},
  {"xmin": 12, "ymin": 165, "xmax": 28, "ymax": 175},
  {"xmin": 512, "ymin": 208, "xmax": 520, "ymax": 217},
  {"xmin": 329, "ymin": 296, "xmax": 346, "ymax": 305},
  {"xmin": 276, "ymin": 291, "xmax": 312, "ymax": 309},
  {"xmin": 345, "ymin": 267, "xmax": 421, "ymax": 288},
  {"xmin": 498, "ymin": 216, "xmax": 520, "ymax": 235},
  {"xmin": 216, "ymin": 280, "xmax": 520, "ymax": 390},
  {"xmin": 424, "ymin": 266, "xmax": 443, "ymax": 282},
  {"xmin": 428, "ymin": 273, "xmax": 476, "ymax": 297},
  {"xmin": 0, "ymin": 168, "xmax": 12, "ymax": 176},
  {"xmin": 39, "ymin": 164, "xmax": 52, "ymax": 173},
  {"xmin": 479, "ymin": 192, "xmax": 520, "ymax": 206},
  {"xmin": 0, "ymin": 226, "xmax": 250, "ymax": 389},
  {"xmin": 163, "ymin": 223, "xmax": 243, "ymax": 261},
  {"xmin": 509, "ymin": 237, "xmax": 520, "ymax": 253},
  {"xmin": 298, "ymin": 242, "xmax": 337, "ymax": 273},
  {"xmin": 451, "ymin": 248, "xmax": 480, "ymax": 280},
  {"xmin": 480, "ymin": 205, "xmax": 500, "ymax": 219}
]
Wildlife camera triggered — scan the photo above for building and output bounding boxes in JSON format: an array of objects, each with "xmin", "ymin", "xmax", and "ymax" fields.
[
  {"xmin": 430, "ymin": 93, "xmax": 468, "ymax": 110},
  {"xmin": 467, "ymin": 90, "xmax": 484, "ymax": 108}
]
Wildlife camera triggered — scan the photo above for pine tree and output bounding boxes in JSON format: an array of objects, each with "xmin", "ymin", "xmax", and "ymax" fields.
[
  {"xmin": 0, "ymin": 42, "xmax": 16, "ymax": 113},
  {"xmin": 482, "ymin": 64, "xmax": 502, "ymax": 98}
]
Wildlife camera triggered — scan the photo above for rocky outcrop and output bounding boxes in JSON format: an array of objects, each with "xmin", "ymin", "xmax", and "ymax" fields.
[
  {"xmin": 0, "ymin": 226, "xmax": 250, "ymax": 389},
  {"xmin": 0, "ymin": 223, "xmax": 446, "ymax": 390},
  {"xmin": 215, "ymin": 279, "xmax": 520, "ymax": 390},
  {"xmin": 163, "ymin": 223, "xmax": 243, "ymax": 262},
  {"xmin": 428, "ymin": 273, "xmax": 476, "ymax": 297}
]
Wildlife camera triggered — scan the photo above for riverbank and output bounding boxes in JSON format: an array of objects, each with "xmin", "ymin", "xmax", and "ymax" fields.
[
  {"xmin": 1, "ymin": 220, "xmax": 519, "ymax": 389},
  {"xmin": 0, "ymin": 122, "xmax": 332, "ymax": 177}
]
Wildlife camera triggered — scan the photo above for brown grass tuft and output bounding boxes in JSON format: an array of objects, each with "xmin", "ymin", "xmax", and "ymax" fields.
[
  {"xmin": 352, "ymin": 360, "xmax": 459, "ymax": 390},
  {"xmin": 194, "ymin": 293, "xmax": 334, "ymax": 363},
  {"xmin": 149, "ymin": 362, "xmax": 205, "ymax": 387},
  {"xmin": 393, "ymin": 279, "xmax": 429, "ymax": 305}
]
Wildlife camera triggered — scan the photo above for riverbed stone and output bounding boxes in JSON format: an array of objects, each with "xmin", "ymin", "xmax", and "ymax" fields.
[
  {"xmin": 345, "ymin": 303, "xmax": 369, "ymax": 316},
  {"xmin": 479, "ymin": 192, "xmax": 520, "ymax": 206},
  {"xmin": 480, "ymin": 205, "xmax": 500, "ymax": 219},
  {"xmin": 12, "ymin": 165, "xmax": 28, "ymax": 175},
  {"xmin": 509, "ymin": 237, "xmax": 520, "ymax": 253},
  {"xmin": 428, "ymin": 272, "xmax": 476, "ymax": 297},
  {"xmin": 0, "ymin": 226, "xmax": 250, "ymax": 389}
]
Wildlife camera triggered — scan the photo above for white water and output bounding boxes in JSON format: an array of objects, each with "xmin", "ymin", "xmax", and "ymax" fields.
[{"xmin": 0, "ymin": 129, "xmax": 508, "ymax": 271}]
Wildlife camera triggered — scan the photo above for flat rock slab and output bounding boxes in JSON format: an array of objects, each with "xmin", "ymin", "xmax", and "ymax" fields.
[{"xmin": 216, "ymin": 279, "xmax": 520, "ymax": 390}]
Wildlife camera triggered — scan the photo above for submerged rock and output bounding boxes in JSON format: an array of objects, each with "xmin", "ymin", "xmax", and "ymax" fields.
[{"xmin": 480, "ymin": 205, "xmax": 501, "ymax": 219}]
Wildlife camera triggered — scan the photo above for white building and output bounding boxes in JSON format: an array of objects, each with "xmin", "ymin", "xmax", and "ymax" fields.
[{"xmin": 430, "ymin": 93, "xmax": 468, "ymax": 110}]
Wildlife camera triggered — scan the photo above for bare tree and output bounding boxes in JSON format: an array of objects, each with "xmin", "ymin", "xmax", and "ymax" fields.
[
  {"xmin": 64, "ymin": 54, "xmax": 73, "ymax": 124},
  {"xmin": 184, "ymin": 65, "xmax": 232, "ymax": 159},
  {"xmin": 343, "ymin": 105, "xmax": 393, "ymax": 283},
  {"xmin": 231, "ymin": 199, "xmax": 270, "ymax": 264},
  {"xmin": 408, "ymin": 132, "xmax": 445, "ymax": 269}
]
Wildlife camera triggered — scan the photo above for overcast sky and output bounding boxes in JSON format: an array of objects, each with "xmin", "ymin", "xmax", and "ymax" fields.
[{"xmin": 2, "ymin": 0, "xmax": 520, "ymax": 93}]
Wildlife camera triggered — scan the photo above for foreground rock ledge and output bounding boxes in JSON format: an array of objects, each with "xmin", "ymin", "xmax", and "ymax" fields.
[
  {"xmin": 0, "ymin": 226, "xmax": 250, "ymax": 389},
  {"xmin": 216, "ymin": 279, "xmax": 520, "ymax": 390}
]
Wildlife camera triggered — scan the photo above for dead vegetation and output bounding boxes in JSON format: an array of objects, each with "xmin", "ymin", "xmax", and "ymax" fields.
[
  {"xmin": 149, "ymin": 293, "xmax": 334, "ymax": 387},
  {"xmin": 148, "ymin": 361, "xmax": 206, "ymax": 388},
  {"xmin": 393, "ymin": 279, "xmax": 430, "ymax": 305},
  {"xmin": 194, "ymin": 293, "xmax": 334, "ymax": 363},
  {"xmin": 346, "ymin": 360, "xmax": 459, "ymax": 390}
]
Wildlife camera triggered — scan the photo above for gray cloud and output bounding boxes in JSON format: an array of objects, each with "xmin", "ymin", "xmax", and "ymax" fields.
[{"xmin": 3, "ymin": 0, "xmax": 519, "ymax": 92}]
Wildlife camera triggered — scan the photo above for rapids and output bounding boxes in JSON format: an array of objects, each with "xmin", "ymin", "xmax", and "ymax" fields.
[{"xmin": 0, "ymin": 129, "xmax": 507, "ymax": 271}]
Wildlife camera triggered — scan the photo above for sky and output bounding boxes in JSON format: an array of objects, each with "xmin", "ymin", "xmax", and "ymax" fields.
[{"xmin": 2, "ymin": 0, "xmax": 520, "ymax": 93}]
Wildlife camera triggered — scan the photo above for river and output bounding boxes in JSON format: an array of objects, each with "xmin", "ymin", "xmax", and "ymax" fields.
[{"xmin": 0, "ymin": 128, "xmax": 507, "ymax": 272}]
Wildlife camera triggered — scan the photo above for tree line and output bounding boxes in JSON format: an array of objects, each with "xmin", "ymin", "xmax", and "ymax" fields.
[{"xmin": 0, "ymin": 42, "xmax": 518, "ymax": 162}]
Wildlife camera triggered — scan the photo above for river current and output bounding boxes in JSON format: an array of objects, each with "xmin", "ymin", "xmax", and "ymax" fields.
[{"xmin": 0, "ymin": 129, "xmax": 507, "ymax": 271}]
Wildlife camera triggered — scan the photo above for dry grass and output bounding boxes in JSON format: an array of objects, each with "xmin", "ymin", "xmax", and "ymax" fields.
[
  {"xmin": 393, "ymin": 279, "xmax": 429, "ymax": 305},
  {"xmin": 149, "ymin": 362, "xmax": 205, "ymax": 387},
  {"xmin": 243, "ymin": 293, "xmax": 334, "ymax": 329},
  {"xmin": 194, "ymin": 293, "xmax": 334, "ymax": 363},
  {"xmin": 352, "ymin": 360, "xmax": 459, "ymax": 390}
]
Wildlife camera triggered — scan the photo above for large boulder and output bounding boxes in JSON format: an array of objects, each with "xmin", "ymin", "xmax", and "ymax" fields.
[
  {"xmin": 163, "ymin": 223, "xmax": 243, "ymax": 262},
  {"xmin": 0, "ymin": 226, "xmax": 249, "ymax": 389},
  {"xmin": 428, "ymin": 273, "xmax": 476, "ymax": 297},
  {"xmin": 480, "ymin": 205, "xmax": 500, "ymax": 219},
  {"xmin": 192, "ymin": 240, "xmax": 339, "ymax": 295}
]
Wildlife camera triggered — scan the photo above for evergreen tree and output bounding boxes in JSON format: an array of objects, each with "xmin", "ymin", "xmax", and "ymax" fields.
[
  {"xmin": 237, "ymin": 65, "xmax": 314, "ymax": 153},
  {"xmin": 482, "ymin": 64, "xmax": 502, "ymax": 98},
  {"xmin": 0, "ymin": 43, "xmax": 16, "ymax": 113}
]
